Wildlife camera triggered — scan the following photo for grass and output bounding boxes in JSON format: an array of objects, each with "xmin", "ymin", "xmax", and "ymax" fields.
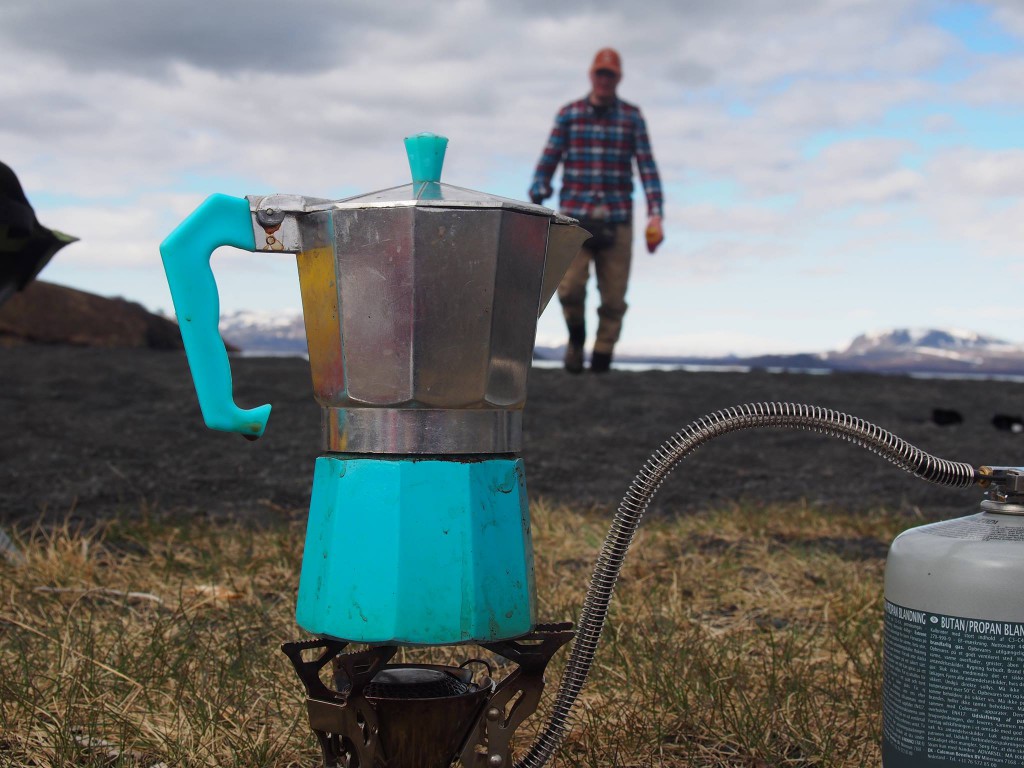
[{"xmin": 0, "ymin": 500, "xmax": 926, "ymax": 767}]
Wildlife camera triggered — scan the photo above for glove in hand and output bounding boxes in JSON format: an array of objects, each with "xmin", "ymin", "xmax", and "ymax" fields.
[{"xmin": 645, "ymin": 216, "xmax": 664, "ymax": 254}]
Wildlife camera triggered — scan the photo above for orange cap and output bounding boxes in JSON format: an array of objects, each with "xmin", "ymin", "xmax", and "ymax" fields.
[{"xmin": 590, "ymin": 48, "xmax": 622, "ymax": 76}]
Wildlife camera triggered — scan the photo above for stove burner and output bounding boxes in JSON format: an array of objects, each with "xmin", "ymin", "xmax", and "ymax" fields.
[
  {"xmin": 282, "ymin": 624, "xmax": 573, "ymax": 768},
  {"xmin": 365, "ymin": 667, "xmax": 472, "ymax": 700}
]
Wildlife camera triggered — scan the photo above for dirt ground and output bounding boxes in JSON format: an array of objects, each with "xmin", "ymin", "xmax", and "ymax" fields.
[{"xmin": 4, "ymin": 346, "xmax": 1024, "ymax": 526}]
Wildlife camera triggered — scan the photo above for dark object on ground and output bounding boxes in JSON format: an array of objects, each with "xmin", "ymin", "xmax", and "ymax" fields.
[
  {"xmin": 992, "ymin": 414, "xmax": 1024, "ymax": 433},
  {"xmin": 932, "ymin": 408, "xmax": 963, "ymax": 426},
  {"xmin": 0, "ymin": 280, "xmax": 185, "ymax": 349},
  {"xmin": 0, "ymin": 162, "xmax": 77, "ymax": 308},
  {"xmin": 4, "ymin": 347, "xmax": 1024, "ymax": 525}
]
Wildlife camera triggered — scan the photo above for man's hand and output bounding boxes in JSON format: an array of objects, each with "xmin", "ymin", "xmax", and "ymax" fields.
[
  {"xmin": 645, "ymin": 216, "xmax": 664, "ymax": 253},
  {"xmin": 528, "ymin": 182, "xmax": 551, "ymax": 206}
]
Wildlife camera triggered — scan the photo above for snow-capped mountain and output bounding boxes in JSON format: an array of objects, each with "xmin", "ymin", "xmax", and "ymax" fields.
[
  {"xmin": 842, "ymin": 328, "xmax": 1017, "ymax": 357},
  {"xmin": 573, "ymin": 326, "xmax": 1024, "ymax": 374},
  {"xmin": 824, "ymin": 328, "xmax": 1024, "ymax": 372},
  {"xmin": 220, "ymin": 310, "xmax": 307, "ymax": 355}
]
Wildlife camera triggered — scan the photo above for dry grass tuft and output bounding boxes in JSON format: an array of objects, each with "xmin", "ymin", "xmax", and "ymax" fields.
[{"xmin": 0, "ymin": 502, "xmax": 921, "ymax": 766}]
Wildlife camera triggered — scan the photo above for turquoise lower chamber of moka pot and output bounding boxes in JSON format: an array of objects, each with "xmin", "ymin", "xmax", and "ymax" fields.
[
  {"xmin": 295, "ymin": 456, "xmax": 535, "ymax": 644},
  {"xmin": 158, "ymin": 133, "xmax": 590, "ymax": 645}
]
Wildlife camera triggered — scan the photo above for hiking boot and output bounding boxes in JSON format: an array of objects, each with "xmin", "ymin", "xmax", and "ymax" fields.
[
  {"xmin": 564, "ymin": 323, "xmax": 586, "ymax": 374},
  {"xmin": 590, "ymin": 350, "xmax": 612, "ymax": 373},
  {"xmin": 564, "ymin": 343, "xmax": 584, "ymax": 374}
]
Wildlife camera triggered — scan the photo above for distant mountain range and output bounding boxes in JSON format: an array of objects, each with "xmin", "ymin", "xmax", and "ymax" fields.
[
  {"xmin": 219, "ymin": 310, "xmax": 307, "ymax": 355},
  {"xmin": 219, "ymin": 311, "xmax": 1024, "ymax": 376},
  {"xmin": 601, "ymin": 328, "xmax": 1024, "ymax": 376}
]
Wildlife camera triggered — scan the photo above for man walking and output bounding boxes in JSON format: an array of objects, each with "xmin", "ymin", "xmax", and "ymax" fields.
[{"xmin": 530, "ymin": 48, "xmax": 664, "ymax": 373}]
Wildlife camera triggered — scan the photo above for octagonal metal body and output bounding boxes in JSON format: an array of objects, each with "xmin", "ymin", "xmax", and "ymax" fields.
[{"xmin": 298, "ymin": 206, "xmax": 548, "ymax": 407}]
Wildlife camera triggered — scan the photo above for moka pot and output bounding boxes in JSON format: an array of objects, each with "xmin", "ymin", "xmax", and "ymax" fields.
[{"xmin": 159, "ymin": 134, "xmax": 590, "ymax": 645}]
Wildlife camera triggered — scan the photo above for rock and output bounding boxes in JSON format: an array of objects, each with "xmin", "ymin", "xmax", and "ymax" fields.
[
  {"xmin": 932, "ymin": 408, "xmax": 964, "ymax": 426},
  {"xmin": 992, "ymin": 414, "xmax": 1024, "ymax": 433},
  {"xmin": 0, "ymin": 280, "xmax": 184, "ymax": 349}
]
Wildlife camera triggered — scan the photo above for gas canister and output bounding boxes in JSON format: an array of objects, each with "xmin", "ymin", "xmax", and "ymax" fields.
[{"xmin": 884, "ymin": 467, "xmax": 1024, "ymax": 768}]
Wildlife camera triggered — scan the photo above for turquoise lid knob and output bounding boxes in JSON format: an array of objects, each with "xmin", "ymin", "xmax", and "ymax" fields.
[{"xmin": 404, "ymin": 133, "xmax": 448, "ymax": 184}]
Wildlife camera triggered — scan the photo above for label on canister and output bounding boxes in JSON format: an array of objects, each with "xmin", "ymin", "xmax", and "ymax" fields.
[
  {"xmin": 883, "ymin": 599, "xmax": 1024, "ymax": 767},
  {"xmin": 917, "ymin": 515, "xmax": 1024, "ymax": 542}
]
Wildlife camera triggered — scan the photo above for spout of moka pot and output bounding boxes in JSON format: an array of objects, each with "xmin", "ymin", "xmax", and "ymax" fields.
[{"xmin": 539, "ymin": 218, "xmax": 591, "ymax": 317}]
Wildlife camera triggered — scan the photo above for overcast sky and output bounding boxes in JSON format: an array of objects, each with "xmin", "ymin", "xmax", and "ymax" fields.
[{"xmin": 3, "ymin": 0, "xmax": 1022, "ymax": 355}]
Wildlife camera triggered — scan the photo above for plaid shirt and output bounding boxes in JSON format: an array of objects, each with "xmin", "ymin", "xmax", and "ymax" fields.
[{"xmin": 530, "ymin": 96, "xmax": 663, "ymax": 223}]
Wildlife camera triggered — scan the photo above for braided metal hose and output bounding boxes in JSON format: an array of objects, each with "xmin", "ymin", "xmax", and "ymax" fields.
[{"xmin": 516, "ymin": 402, "xmax": 979, "ymax": 768}]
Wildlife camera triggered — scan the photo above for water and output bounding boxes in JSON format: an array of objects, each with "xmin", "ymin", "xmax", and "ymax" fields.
[
  {"xmin": 909, "ymin": 371, "xmax": 1024, "ymax": 384},
  {"xmin": 533, "ymin": 359, "xmax": 834, "ymax": 376},
  {"xmin": 531, "ymin": 358, "xmax": 755, "ymax": 373},
  {"xmin": 238, "ymin": 351, "xmax": 1024, "ymax": 383}
]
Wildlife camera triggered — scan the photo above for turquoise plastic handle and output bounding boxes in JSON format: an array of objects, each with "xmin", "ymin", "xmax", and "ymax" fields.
[{"xmin": 159, "ymin": 193, "xmax": 271, "ymax": 438}]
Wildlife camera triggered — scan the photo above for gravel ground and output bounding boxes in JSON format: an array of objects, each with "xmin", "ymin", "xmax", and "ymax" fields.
[{"xmin": 4, "ymin": 346, "xmax": 1024, "ymax": 525}]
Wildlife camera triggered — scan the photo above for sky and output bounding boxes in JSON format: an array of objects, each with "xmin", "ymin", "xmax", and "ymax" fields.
[{"xmin": 2, "ymin": 0, "xmax": 1022, "ymax": 356}]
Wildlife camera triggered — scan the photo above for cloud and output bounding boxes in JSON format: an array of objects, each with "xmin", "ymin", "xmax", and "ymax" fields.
[
  {"xmin": 41, "ymin": 193, "xmax": 202, "ymax": 268},
  {"xmin": 672, "ymin": 202, "xmax": 789, "ymax": 234},
  {"xmin": 0, "ymin": 0, "xmax": 964, "ymax": 205},
  {"xmin": 956, "ymin": 57, "xmax": 1024, "ymax": 103},
  {"xmin": 927, "ymin": 147, "xmax": 1024, "ymax": 196},
  {"xmin": 798, "ymin": 138, "xmax": 925, "ymax": 209},
  {"xmin": 758, "ymin": 78, "xmax": 934, "ymax": 131},
  {"xmin": 911, "ymin": 147, "xmax": 1024, "ymax": 258},
  {"xmin": 0, "ymin": 1, "xmax": 415, "ymax": 75},
  {"xmin": 984, "ymin": 0, "xmax": 1024, "ymax": 38},
  {"xmin": 1, "ymin": 0, "xmax": 1021, "ymax": 360},
  {"xmin": 664, "ymin": 239, "xmax": 792, "ymax": 282}
]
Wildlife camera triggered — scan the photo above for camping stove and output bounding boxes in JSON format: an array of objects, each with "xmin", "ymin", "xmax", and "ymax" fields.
[
  {"xmin": 282, "ymin": 625, "xmax": 572, "ymax": 768},
  {"xmin": 160, "ymin": 134, "xmax": 589, "ymax": 768}
]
